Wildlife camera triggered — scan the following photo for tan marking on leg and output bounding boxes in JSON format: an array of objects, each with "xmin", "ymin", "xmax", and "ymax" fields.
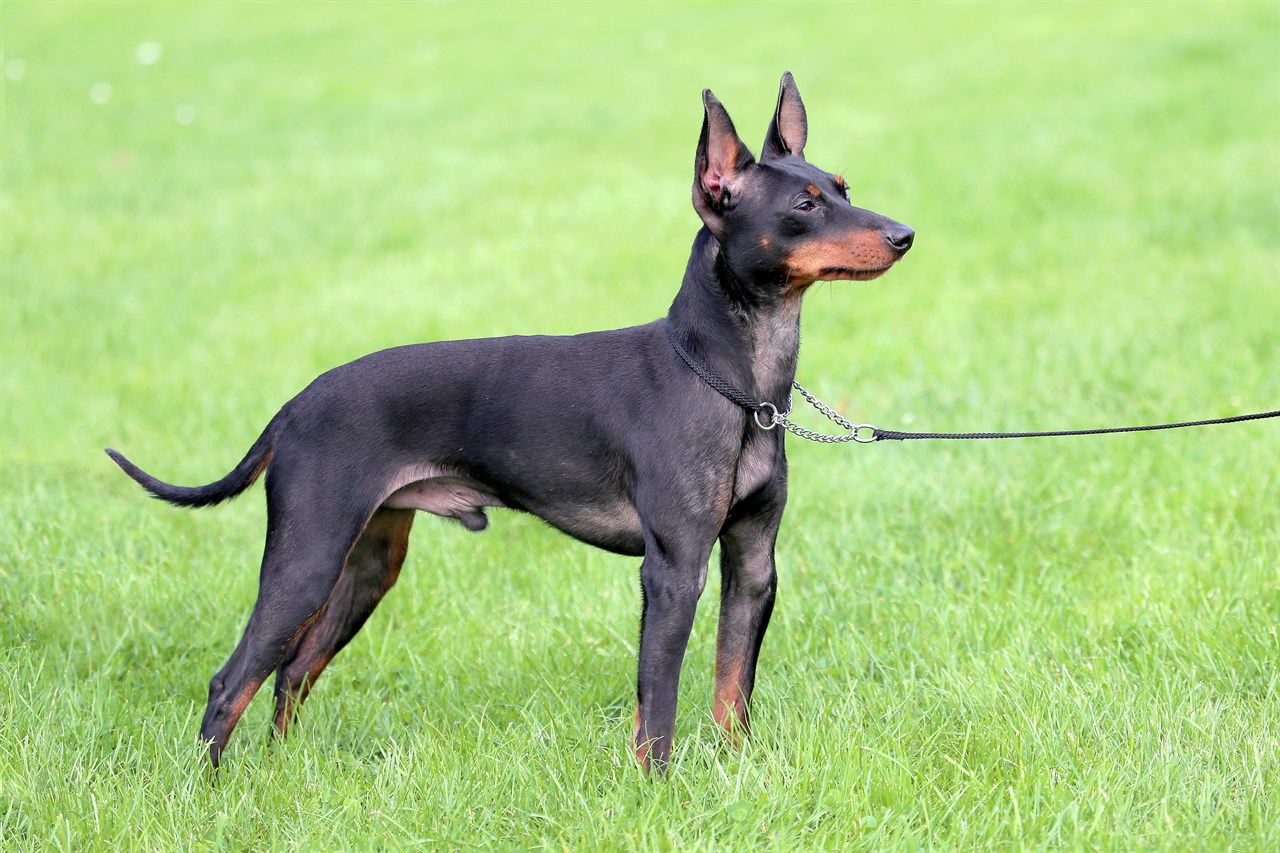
[
  {"xmin": 273, "ymin": 650, "xmax": 336, "ymax": 737},
  {"xmin": 713, "ymin": 660, "xmax": 747, "ymax": 746},
  {"xmin": 229, "ymin": 677, "xmax": 264, "ymax": 721},
  {"xmin": 632, "ymin": 704, "xmax": 650, "ymax": 769}
]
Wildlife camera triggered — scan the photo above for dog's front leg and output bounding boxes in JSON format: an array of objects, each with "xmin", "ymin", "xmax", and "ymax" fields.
[
  {"xmin": 633, "ymin": 541, "xmax": 711, "ymax": 774},
  {"xmin": 713, "ymin": 498, "xmax": 783, "ymax": 745}
]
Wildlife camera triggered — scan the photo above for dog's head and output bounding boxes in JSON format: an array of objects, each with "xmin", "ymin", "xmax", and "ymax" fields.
[{"xmin": 692, "ymin": 73, "xmax": 913, "ymax": 297}]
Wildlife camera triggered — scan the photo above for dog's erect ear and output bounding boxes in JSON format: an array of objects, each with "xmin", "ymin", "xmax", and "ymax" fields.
[
  {"xmin": 693, "ymin": 89, "xmax": 755, "ymax": 239},
  {"xmin": 762, "ymin": 71, "xmax": 807, "ymax": 161}
]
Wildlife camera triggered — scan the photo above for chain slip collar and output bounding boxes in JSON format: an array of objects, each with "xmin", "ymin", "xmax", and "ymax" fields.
[{"xmin": 663, "ymin": 322, "xmax": 878, "ymax": 443}]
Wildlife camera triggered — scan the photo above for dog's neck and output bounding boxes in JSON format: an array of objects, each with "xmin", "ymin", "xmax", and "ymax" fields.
[{"xmin": 666, "ymin": 228, "xmax": 801, "ymax": 408}]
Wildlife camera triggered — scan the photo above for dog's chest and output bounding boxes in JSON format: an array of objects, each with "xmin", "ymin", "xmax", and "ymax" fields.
[{"xmin": 732, "ymin": 431, "xmax": 779, "ymax": 502}]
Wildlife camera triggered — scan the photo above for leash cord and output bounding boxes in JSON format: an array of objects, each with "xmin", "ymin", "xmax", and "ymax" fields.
[
  {"xmin": 872, "ymin": 410, "xmax": 1280, "ymax": 441},
  {"xmin": 664, "ymin": 323, "xmax": 1280, "ymax": 443}
]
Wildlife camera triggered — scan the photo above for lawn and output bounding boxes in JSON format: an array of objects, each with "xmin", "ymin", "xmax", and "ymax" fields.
[{"xmin": 2, "ymin": 1, "xmax": 1278, "ymax": 849}]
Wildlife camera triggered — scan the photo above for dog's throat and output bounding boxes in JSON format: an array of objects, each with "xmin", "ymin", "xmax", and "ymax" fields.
[{"xmin": 748, "ymin": 308, "xmax": 802, "ymax": 403}]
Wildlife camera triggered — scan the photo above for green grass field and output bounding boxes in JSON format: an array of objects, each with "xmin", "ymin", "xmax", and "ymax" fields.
[{"xmin": 3, "ymin": 1, "xmax": 1278, "ymax": 849}]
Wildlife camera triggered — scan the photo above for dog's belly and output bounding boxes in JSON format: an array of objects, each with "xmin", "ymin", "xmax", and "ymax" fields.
[
  {"xmin": 534, "ymin": 501, "xmax": 646, "ymax": 557},
  {"xmin": 380, "ymin": 463, "xmax": 645, "ymax": 556}
]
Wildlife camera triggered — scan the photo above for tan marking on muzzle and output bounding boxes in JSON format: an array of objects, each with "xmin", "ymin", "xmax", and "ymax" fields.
[{"xmin": 784, "ymin": 229, "xmax": 900, "ymax": 288}]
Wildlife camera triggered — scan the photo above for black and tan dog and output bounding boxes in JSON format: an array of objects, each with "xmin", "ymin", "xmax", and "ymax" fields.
[{"xmin": 108, "ymin": 73, "xmax": 913, "ymax": 772}]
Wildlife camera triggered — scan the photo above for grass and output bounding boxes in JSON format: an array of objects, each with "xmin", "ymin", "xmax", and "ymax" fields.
[{"xmin": 2, "ymin": 0, "xmax": 1278, "ymax": 849}]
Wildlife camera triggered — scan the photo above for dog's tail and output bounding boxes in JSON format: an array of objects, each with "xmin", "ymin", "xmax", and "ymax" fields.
[{"xmin": 106, "ymin": 420, "xmax": 276, "ymax": 508}]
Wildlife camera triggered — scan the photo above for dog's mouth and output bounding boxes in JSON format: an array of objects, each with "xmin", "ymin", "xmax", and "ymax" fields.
[{"xmin": 817, "ymin": 264, "xmax": 895, "ymax": 282}]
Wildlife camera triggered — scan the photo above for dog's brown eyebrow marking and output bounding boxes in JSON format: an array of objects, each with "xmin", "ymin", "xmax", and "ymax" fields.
[
  {"xmin": 834, "ymin": 175, "xmax": 848, "ymax": 190},
  {"xmin": 803, "ymin": 183, "xmax": 822, "ymax": 197}
]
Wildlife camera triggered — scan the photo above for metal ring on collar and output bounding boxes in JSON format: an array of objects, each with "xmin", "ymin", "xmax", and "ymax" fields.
[{"xmin": 754, "ymin": 402, "xmax": 779, "ymax": 430}]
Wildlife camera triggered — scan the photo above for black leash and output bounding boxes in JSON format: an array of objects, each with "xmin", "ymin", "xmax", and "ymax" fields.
[
  {"xmin": 873, "ymin": 411, "xmax": 1280, "ymax": 441},
  {"xmin": 664, "ymin": 323, "xmax": 1280, "ymax": 444}
]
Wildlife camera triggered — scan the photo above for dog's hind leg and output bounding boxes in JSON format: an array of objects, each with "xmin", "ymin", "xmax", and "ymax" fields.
[
  {"xmin": 199, "ymin": 475, "xmax": 375, "ymax": 768},
  {"xmin": 270, "ymin": 507, "xmax": 415, "ymax": 738},
  {"xmin": 713, "ymin": 499, "xmax": 782, "ymax": 745}
]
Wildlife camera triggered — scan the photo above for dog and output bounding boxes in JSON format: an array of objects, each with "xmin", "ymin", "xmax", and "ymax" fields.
[{"xmin": 108, "ymin": 72, "xmax": 913, "ymax": 772}]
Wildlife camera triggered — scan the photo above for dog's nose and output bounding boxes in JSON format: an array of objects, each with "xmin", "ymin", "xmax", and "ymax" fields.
[{"xmin": 884, "ymin": 224, "xmax": 914, "ymax": 254}]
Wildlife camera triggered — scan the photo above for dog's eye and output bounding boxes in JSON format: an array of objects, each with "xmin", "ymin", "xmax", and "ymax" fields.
[{"xmin": 794, "ymin": 199, "xmax": 816, "ymax": 212}]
